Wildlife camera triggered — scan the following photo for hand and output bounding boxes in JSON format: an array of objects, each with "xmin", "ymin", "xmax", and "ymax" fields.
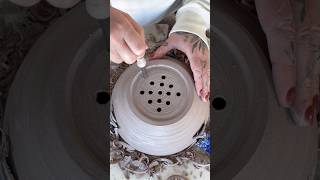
[
  {"xmin": 150, "ymin": 32, "xmax": 210, "ymax": 102},
  {"xmin": 110, "ymin": 7, "xmax": 147, "ymax": 64},
  {"xmin": 255, "ymin": 0, "xmax": 320, "ymax": 126}
]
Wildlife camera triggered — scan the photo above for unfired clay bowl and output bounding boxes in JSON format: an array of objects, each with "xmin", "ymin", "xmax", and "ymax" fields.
[{"xmin": 111, "ymin": 59, "xmax": 209, "ymax": 156}]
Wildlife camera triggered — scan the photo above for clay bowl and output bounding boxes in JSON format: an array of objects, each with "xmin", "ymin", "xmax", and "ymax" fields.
[{"xmin": 111, "ymin": 59, "xmax": 210, "ymax": 156}]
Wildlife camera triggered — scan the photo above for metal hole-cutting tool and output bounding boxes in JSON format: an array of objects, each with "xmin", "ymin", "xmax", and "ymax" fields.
[{"xmin": 137, "ymin": 54, "xmax": 148, "ymax": 78}]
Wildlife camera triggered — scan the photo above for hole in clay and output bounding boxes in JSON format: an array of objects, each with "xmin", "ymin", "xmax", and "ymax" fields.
[
  {"xmin": 158, "ymin": 91, "xmax": 162, "ymax": 95},
  {"xmin": 150, "ymin": 81, "xmax": 154, "ymax": 85},
  {"xmin": 157, "ymin": 108, "xmax": 162, "ymax": 112},
  {"xmin": 148, "ymin": 91, "xmax": 153, "ymax": 94},
  {"xmin": 96, "ymin": 91, "xmax": 110, "ymax": 105},
  {"xmin": 166, "ymin": 92, "xmax": 171, "ymax": 96},
  {"xmin": 161, "ymin": 75, "xmax": 166, "ymax": 79},
  {"xmin": 160, "ymin": 83, "xmax": 164, "ymax": 86},
  {"xmin": 148, "ymin": 100, "xmax": 152, "ymax": 104},
  {"xmin": 166, "ymin": 101, "xmax": 170, "ymax": 105},
  {"xmin": 176, "ymin": 92, "xmax": 181, "ymax": 96},
  {"xmin": 140, "ymin": 91, "xmax": 144, "ymax": 95},
  {"xmin": 157, "ymin": 99, "xmax": 162, "ymax": 103},
  {"xmin": 169, "ymin": 84, "xmax": 173, "ymax": 88},
  {"xmin": 212, "ymin": 97, "xmax": 226, "ymax": 111}
]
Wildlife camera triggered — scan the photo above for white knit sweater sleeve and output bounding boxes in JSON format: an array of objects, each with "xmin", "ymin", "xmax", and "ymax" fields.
[{"xmin": 170, "ymin": 0, "xmax": 210, "ymax": 49}]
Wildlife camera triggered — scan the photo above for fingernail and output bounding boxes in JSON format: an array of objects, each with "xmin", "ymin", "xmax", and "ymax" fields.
[
  {"xmin": 205, "ymin": 93, "xmax": 210, "ymax": 101},
  {"xmin": 305, "ymin": 105, "xmax": 314, "ymax": 124},
  {"xmin": 202, "ymin": 95, "xmax": 208, "ymax": 102},
  {"xmin": 149, "ymin": 53, "xmax": 155, "ymax": 58},
  {"xmin": 286, "ymin": 87, "xmax": 295, "ymax": 106},
  {"xmin": 200, "ymin": 91, "xmax": 210, "ymax": 102},
  {"xmin": 199, "ymin": 89, "xmax": 204, "ymax": 99}
]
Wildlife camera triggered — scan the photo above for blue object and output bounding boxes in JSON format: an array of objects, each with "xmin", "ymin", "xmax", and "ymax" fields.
[{"xmin": 196, "ymin": 132, "xmax": 211, "ymax": 154}]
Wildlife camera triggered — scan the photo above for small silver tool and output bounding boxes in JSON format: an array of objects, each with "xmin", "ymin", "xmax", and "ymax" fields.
[{"xmin": 137, "ymin": 55, "xmax": 148, "ymax": 78}]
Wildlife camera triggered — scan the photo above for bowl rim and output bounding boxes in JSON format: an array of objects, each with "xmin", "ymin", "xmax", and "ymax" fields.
[{"xmin": 111, "ymin": 58, "xmax": 210, "ymax": 156}]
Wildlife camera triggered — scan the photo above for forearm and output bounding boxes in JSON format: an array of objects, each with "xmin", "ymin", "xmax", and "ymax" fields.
[{"xmin": 170, "ymin": 0, "xmax": 210, "ymax": 49}]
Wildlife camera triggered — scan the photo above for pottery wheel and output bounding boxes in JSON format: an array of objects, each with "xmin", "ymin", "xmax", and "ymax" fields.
[
  {"xmin": 212, "ymin": 4, "xmax": 269, "ymax": 179},
  {"xmin": 213, "ymin": 1, "xmax": 318, "ymax": 179},
  {"xmin": 112, "ymin": 59, "xmax": 209, "ymax": 156},
  {"xmin": 4, "ymin": 4, "xmax": 107, "ymax": 179}
]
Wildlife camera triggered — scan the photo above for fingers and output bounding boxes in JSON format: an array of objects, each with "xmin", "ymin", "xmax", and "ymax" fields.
[
  {"xmin": 123, "ymin": 25, "xmax": 147, "ymax": 57},
  {"xmin": 255, "ymin": 0, "xmax": 296, "ymax": 107},
  {"xmin": 152, "ymin": 33, "xmax": 210, "ymax": 102},
  {"xmin": 255, "ymin": 0, "xmax": 320, "ymax": 126},
  {"xmin": 111, "ymin": 35, "xmax": 137, "ymax": 64},
  {"xmin": 272, "ymin": 64, "xmax": 296, "ymax": 107},
  {"xmin": 110, "ymin": 7, "xmax": 147, "ymax": 64},
  {"xmin": 150, "ymin": 41, "xmax": 174, "ymax": 59},
  {"xmin": 189, "ymin": 60, "xmax": 203, "ymax": 98},
  {"xmin": 151, "ymin": 34, "xmax": 191, "ymax": 59},
  {"xmin": 202, "ymin": 59, "xmax": 210, "ymax": 102},
  {"xmin": 117, "ymin": 40, "xmax": 137, "ymax": 64},
  {"xmin": 122, "ymin": 12, "xmax": 147, "ymax": 56},
  {"xmin": 289, "ymin": 0, "xmax": 320, "ymax": 126},
  {"xmin": 256, "ymin": 0, "xmax": 299, "ymax": 120},
  {"xmin": 174, "ymin": 34, "xmax": 209, "ymax": 101},
  {"xmin": 297, "ymin": 58, "xmax": 319, "ymax": 126},
  {"xmin": 266, "ymin": 31, "xmax": 297, "ymax": 108},
  {"xmin": 188, "ymin": 54, "xmax": 210, "ymax": 102},
  {"xmin": 110, "ymin": 50, "xmax": 123, "ymax": 64}
]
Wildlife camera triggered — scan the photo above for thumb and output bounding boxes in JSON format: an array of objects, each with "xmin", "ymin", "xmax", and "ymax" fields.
[{"xmin": 150, "ymin": 42, "xmax": 174, "ymax": 59}]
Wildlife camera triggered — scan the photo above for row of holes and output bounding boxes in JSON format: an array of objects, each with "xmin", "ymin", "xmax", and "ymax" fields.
[
  {"xmin": 140, "ymin": 90, "xmax": 181, "ymax": 96},
  {"xmin": 148, "ymin": 99, "xmax": 170, "ymax": 105},
  {"xmin": 149, "ymin": 81, "xmax": 173, "ymax": 88}
]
